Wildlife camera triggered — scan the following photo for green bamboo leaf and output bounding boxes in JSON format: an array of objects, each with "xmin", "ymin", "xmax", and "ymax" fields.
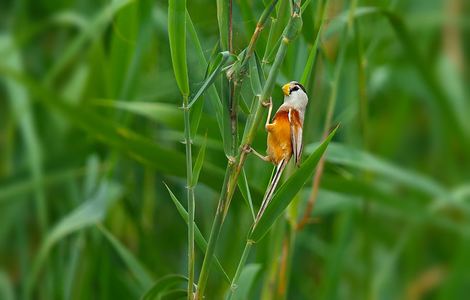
[
  {"xmin": 300, "ymin": 0, "xmax": 313, "ymax": 10},
  {"xmin": 249, "ymin": 53, "xmax": 265, "ymax": 95},
  {"xmin": 187, "ymin": 51, "xmax": 231, "ymax": 108},
  {"xmin": 141, "ymin": 275, "xmax": 187, "ymax": 300},
  {"xmin": 262, "ymin": 0, "xmax": 289, "ymax": 63},
  {"xmin": 91, "ymin": 100, "xmax": 181, "ymax": 126},
  {"xmin": 237, "ymin": 169, "xmax": 256, "ymax": 221},
  {"xmin": 2, "ymin": 34, "xmax": 47, "ymax": 231},
  {"xmin": 98, "ymin": 225, "xmax": 154, "ymax": 290},
  {"xmin": 216, "ymin": 0, "xmax": 229, "ymax": 50},
  {"xmin": 187, "ymin": 12, "xmax": 225, "ymax": 142},
  {"xmin": 25, "ymin": 181, "xmax": 122, "ymax": 297},
  {"xmin": 191, "ymin": 136, "xmax": 207, "ymax": 187},
  {"xmin": 323, "ymin": 7, "xmax": 381, "ymax": 39},
  {"xmin": 299, "ymin": 22, "xmax": 323, "ymax": 85},
  {"xmin": 250, "ymin": 127, "xmax": 337, "ymax": 242},
  {"xmin": 160, "ymin": 289, "xmax": 187, "ymax": 300},
  {"xmin": 0, "ymin": 67, "xmax": 227, "ymax": 191},
  {"xmin": 230, "ymin": 264, "xmax": 261, "ymax": 300},
  {"xmin": 44, "ymin": 0, "xmax": 134, "ymax": 84},
  {"xmin": 90, "ymin": 100, "xmax": 221, "ymax": 144},
  {"xmin": 239, "ymin": 93, "xmax": 251, "ymax": 115},
  {"xmin": 305, "ymin": 142, "xmax": 449, "ymax": 198},
  {"xmin": 0, "ymin": 167, "xmax": 86, "ymax": 204},
  {"xmin": 163, "ymin": 183, "xmax": 231, "ymax": 283},
  {"xmin": 190, "ymin": 94, "xmax": 204, "ymax": 137},
  {"xmin": 168, "ymin": 0, "xmax": 189, "ymax": 96}
]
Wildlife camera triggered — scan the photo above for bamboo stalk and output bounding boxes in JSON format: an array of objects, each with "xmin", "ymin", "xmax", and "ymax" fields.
[
  {"xmin": 195, "ymin": 1, "xmax": 303, "ymax": 298},
  {"xmin": 168, "ymin": 1, "xmax": 194, "ymax": 298},
  {"xmin": 224, "ymin": 2, "xmax": 304, "ymax": 298},
  {"xmin": 182, "ymin": 96, "xmax": 195, "ymax": 300}
]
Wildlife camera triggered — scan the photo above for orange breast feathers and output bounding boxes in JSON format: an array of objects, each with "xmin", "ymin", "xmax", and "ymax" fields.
[{"xmin": 266, "ymin": 109, "xmax": 302, "ymax": 165}]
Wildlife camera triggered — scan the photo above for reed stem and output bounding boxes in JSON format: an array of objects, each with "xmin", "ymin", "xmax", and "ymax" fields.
[
  {"xmin": 195, "ymin": 1, "xmax": 301, "ymax": 297},
  {"xmin": 182, "ymin": 95, "xmax": 195, "ymax": 300},
  {"xmin": 227, "ymin": 240, "xmax": 254, "ymax": 300}
]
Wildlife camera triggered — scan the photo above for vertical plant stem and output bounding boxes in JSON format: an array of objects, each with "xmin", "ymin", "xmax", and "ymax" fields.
[
  {"xmin": 229, "ymin": 0, "xmax": 233, "ymax": 53},
  {"xmin": 354, "ymin": 15, "xmax": 374, "ymax": 300},
  {"xmin": 195, "ymin": 1, "xmax": 302, "ymax": 298},
  {"xmin": 228, "ymin": 0, "xmax": 279, "ymax": 156},
  {"xmin": 168, "ymin": 0, "xmax": 193, "ymax": 298},
  {"xmin": 183, "ymin": 95, "xmax": 195, "ymax": 300},
  {"xmin": 195, "ymin": 164, "xmax": 232, "ymax": 299},
  {"xmin": 220, "ymin": 0, "xmax": 302, "ymax": 299},
  {"xmin": 227, "ymin": 240, "xmax": 254, "ymax": 299}
]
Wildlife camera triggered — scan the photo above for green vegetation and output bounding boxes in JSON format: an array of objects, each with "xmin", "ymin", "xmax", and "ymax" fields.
[{"xmin": 1, "ymin": 0, "xmax": 469, "ymax": 299}]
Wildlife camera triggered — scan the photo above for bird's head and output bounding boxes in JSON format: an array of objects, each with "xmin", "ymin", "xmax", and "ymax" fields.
[{"xmin": 281, "ymin": 81, "xmax": 308, "ymax": 109}]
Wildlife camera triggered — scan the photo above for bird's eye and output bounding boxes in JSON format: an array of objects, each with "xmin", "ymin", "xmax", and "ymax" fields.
[{"xmin": 290, "ymin": 86, "xmax": 299, "ymax": 93}]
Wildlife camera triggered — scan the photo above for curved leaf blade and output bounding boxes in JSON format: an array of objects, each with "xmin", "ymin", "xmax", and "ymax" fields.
[
  {"xmin": 230, "ymin": 264, "xmax": 261, "ymax": 300},
  {"xmin": 141, "ymin": 274, "xmax": 187, "ymax": 300},
  {"xmin": 250, "ymin": 127, "xmax": 338, "ymax": 242},
  {"xmin": 191, "ymin": 136, "xmax": 207, "ymax": 187},
  {"xmin": 98, "ymin": 225, "xmax": 154, "ymax": 290},
  {"xmin": 168, "ymin": 0, "xmax": 189, "ymax": 95},
  {"xmin": 164, "ymin": 183, "xmax": 231, "ymax": 283},
  {"xmin": 187, "ymin": 51, "xmax": 231, "ymax": 108}
]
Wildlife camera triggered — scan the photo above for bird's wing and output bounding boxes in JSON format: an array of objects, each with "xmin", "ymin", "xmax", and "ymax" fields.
[{"xmin": 288, "ymin": 108, "xmax": 303, "ymax": 167}]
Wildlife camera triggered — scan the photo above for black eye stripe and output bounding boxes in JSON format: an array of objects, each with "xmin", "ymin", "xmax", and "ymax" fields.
[
  {"xmin": 289, "ymin": 83, "xmax": 306, "ymax": 94},
  {"xmin": 290, "ymin": 86, "xmax": 299, "ymax": 92}
]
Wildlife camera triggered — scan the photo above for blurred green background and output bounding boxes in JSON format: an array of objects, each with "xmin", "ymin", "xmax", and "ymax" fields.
[{"xmin": 1, "ymin": 0, "xmax": 470, "ymax": 299}]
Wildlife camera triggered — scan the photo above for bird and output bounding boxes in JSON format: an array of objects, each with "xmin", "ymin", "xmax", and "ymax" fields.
[{"xmin": 250, "ymin": 81, "xmax": 309, "ymax": 223}]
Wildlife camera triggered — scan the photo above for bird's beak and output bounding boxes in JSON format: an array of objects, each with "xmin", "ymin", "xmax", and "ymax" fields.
[{"xmin": 282, "ymin": 83, "xmax": 290, "ymax": 96}]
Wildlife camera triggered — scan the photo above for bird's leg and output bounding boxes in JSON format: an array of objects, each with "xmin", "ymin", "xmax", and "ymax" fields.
[
  {"xmin": 262, "ymin": 97, "xmax": 273, "ymax": 130},
  {"xmin": 245, "ymin": 146, "xmax": 270, "ymax": 162}
]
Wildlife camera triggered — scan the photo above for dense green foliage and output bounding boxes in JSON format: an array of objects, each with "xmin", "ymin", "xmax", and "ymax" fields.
[{"xmin": 1, "ymin": 0, "xmax": 469, "ymax": 299}]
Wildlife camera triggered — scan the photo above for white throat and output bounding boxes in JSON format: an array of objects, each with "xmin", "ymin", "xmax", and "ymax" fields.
[{"xmin": 280, "ymin": 91, "xmax": 308, "ymax": 123}]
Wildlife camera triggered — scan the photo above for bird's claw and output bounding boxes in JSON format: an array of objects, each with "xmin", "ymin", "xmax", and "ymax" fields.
[
  {"xmin": 262, "ymin": 97, "xmax": 272, "ymax": 107},
  {"xmin": 242, "ymin": 144, "xmax": 252, "ymax": 154}
]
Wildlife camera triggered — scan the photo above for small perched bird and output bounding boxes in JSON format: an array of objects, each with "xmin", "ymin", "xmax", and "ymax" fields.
[{"xmin": 250, "ymin": 81, "xmax": 309, "ymax": 222}]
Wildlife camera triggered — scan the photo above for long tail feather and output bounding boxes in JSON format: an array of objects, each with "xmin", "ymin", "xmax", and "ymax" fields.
[{"xmin": 255, "ymin": 159, "xmax": 288, "ymax": 224}]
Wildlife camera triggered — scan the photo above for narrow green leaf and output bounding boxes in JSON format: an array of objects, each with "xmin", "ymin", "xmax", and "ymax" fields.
[
  {"xmin": 90, "ymin": 99, "xmax": 221, "ymax": 143},
  {"xmin": 187, "ymin": 51, "xmax": 231, "ymax": 108},
  {"xmin": 191, "ymin": 136, "xmax": 207, "ymax": 187},
  {"xmin": 249, "ymin": 53, "xmax": 264, "ymax": 95},
  {"xmin": 300, "ymin": 22, "xmax": 323, "ymax": 85},
  {"xmin": 164, "ymin": 184, "xmax": 231, "ymax": 283},
  {"xmin": 306, "ymin": 142, "xmax": 449, "ymax": 198},
  {"xmin": 141, "ymin": 275, "xmax": 187, "ymax": 300},
  {"xmin": 262, "ymin": 0, "xmax": 290, "ymax": 63},
  {"xmin": 190, "ymin": 94, "xmax": 204, "ymax": 137},
  {"xmin": 168, "ymin": 0, "xmax": 189, "ymax": 96},
  {"xmin": 25, "ymin": 181, "xmax": 122, "ymax": 297},
  {"xmin": 187, "ymin": 12, "xmax": 225, "ymax": 142},
  {"xmin": 237, "ymin": 169, "xmax": 256, "ymax": 221},
  {"xmin": 2, "ymin": 34, "xmax": 47, "ymax": 231},
  {"xmin": 160, "ymin": 289, "xmax": 187, "ymax": 300},
  {"xmin": 323, "ymin": 7, "xmax": 381, "ymax": 39},
  {"xmin": 230, "ymin": 264, "xmax": 261, "ymax": 300},
  {"xmin": 216, "ymin": 0, "xmax": 229, "ymax": 50},
  {"xmin": 98, "ymin": 225, "xmax": 154, "ymax": 290},
  {"xmin": 0, "ymin": 67, "xmax": 228, "ymax": 191},
  {"xmin": 44, "ymin": 0, "xmax": 134, "ymax": 84},
  {"xmin": 239, "ymin": 93, "xmax": 251, "ymax": 115},
  {"xmin": 0, "ymin": 167, "xmax": 87, "ymax": 204},
  {"xmin": 250, "ymin": 127, "xmax": 337, "ymax": 241}
]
